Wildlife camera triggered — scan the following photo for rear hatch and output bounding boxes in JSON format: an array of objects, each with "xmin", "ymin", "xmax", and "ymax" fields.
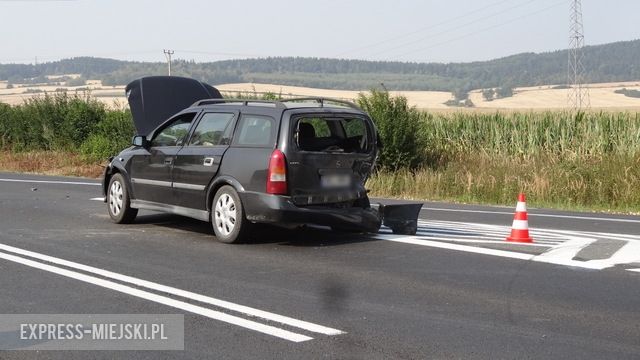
[{"xmin": 285, "ymin": 113, "xmax": 377, "ymax": 206}]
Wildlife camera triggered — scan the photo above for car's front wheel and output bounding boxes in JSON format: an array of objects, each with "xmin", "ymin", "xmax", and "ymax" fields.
[
  {"xmin": 107, "ymin": 173, "xmax": 138, "ymax": 224},
  {"xmin": 211, "ymin": 185, "xmax": 251, "ymax": 243}
]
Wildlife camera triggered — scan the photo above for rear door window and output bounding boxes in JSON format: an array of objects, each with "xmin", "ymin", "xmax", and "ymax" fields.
[
  {"xmin": 233, "ymin": 114, "xmax": 275, "ymax": 147},
  {"xmin": 188, "ymin": 112, "xmax": 235, "ymax": 146},
  {"xmin": 295, "ymin": 116, "xmax": 371, "ymax": 153}
]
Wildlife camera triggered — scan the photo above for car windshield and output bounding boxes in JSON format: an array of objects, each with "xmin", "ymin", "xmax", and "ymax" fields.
[{"xmin": 295, "ymin": 116, "xmax": 370, "ymax": 153}]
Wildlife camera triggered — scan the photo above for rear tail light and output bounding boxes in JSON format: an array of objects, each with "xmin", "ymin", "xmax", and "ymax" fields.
[{"xmin": 267, "ymin": 149, "xmax": 287, "ymax": 195}]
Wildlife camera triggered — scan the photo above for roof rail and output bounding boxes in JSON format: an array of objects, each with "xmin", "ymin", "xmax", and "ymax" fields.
[
  {"xmin": 191, "ymin": 97, "xmax": 362, "ymax": 110},
  {"xmin": 191, "ymin": 98, "xmax": 286, "ymax": 108},
  {"xmin": 279, "ymin": 97, "xmax": 362, "ymax": 110}
]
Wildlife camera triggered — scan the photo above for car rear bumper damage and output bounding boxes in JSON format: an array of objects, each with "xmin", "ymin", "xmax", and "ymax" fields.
[
  {"xmin": 240, "ymin": 192, "xmax": 423, "ymax": 235},
  {"xmin": 240, "ymin": 192, "xmax": 382, "ymax": 233}
]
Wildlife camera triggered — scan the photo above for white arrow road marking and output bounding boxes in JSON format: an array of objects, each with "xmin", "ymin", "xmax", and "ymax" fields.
[{"xmin": 0, "ymin": 243, "xmax": 345, "ymax": 342}]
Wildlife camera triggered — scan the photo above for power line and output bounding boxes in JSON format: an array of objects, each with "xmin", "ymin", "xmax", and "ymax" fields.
[
  {"xmin": 163, "ymin": 49, "xmax": 174, "ymax": 76},
  {"xmin": 392, "ymin": 0, "xmax": 567, "ymax": 60},
  {"xmin": 334, "ymin": 0, "xmax": 514, "ymax": 57},
  {"xmin": 175, "ymin": 50, "xmax": 264, "ymax": 58},
  {"xmin": 367, "ymin": 0, "xmax": 539, "ymax": 59},
  {"xmin": 0, "ymin": 50, "xmax": 160, "ymax": 64},
  {"xmin": 568, "ymin": 0, "xmax": 589, "ymax": 110}
]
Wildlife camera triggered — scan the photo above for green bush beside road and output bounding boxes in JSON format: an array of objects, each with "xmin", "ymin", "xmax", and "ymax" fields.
[
  {"xmin": 0, "ymin": 92, "xmax": 638, "ymax": 212},
  {"xmin": 0, "ymin": 93, "xmax": 134, "ymax": 161}
]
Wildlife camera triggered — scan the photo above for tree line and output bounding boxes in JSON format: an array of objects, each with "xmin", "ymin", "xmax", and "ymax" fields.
[{"xmin": 1, "ymin": 39, "xmax": 640, "ymax": 92}]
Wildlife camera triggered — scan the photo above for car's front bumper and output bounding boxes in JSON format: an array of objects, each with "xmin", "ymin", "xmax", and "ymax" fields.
[{"xmin": 239, "ymin": 191, "xmax": 382, "ymax": 233}]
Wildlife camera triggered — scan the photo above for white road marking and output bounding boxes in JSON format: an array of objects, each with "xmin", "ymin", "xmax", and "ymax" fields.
[
  {"xmin": 0, "ymin": 250, "xmax": 313, "ymax": 342},
  {"xmin": 420, "ymin": 219, "xmax": 567, "ymax": 240},
  {"xmin": 535, "ymin": 237, "xmax": 598, "ymax": 261},
  {"xmin": 586, "ymin": 241, "xmax": 640, "ymax": 268},
  {"xmin": 374, "ymin": 234, "xmax": 534, "ymax": 260},
  {"xmin": 90, "ymin": 197, "xmax": 105, "ymax": 201},
  {"xmin": 377, "ymin": 218, "xmax": 634, "ymax": 270},
  {"xmin": 0, "ymin": 178, "xmax": 100, "ymax": 186},
  {"xmin": 375, "ymin": 233, "xmax": 609, "ymax": 270},
  {"xmin": 421, "ymin": 207, "xmax": 640, "ymax": 224},
  {"xmin": 388, "ymin": 220, "xmax": 565, "ymax": 245},
  {"xmin": 626, "ymin": 268, "xmax": 640, "ymax": 273},
  {"xmin": 578, "ymin": 231, "xmax": 640, "ymax": 242},
  {"xmin": 0, "ymin": 242, "xmax": 344, "ymax": 337},
  {"xmin": 386, "ymin": 219, "xmax": 640, "ymax": 272},
  {"xmin": 376, "ymin": 232, "xmax": 551, "ymax": 247}
]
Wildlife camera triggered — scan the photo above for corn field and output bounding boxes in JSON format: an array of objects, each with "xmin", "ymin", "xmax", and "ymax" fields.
[
  {"xmin": 368, "ymin": 109, "xmax": 640, "ymax": 212},
  {"xmin": 419, "ymin": 111, "xmax": 640, "ymax": 158}
]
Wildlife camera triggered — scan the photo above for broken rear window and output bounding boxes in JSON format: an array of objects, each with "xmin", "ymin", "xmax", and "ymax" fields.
[{"xmin": 294, "ymin": 116, "xmax": 371, "ymax": 153}]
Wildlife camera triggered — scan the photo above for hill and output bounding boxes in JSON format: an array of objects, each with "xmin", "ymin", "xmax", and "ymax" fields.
[{"xmin": 1, "ymin": 39, "xmax": 639, "ymax": 92}]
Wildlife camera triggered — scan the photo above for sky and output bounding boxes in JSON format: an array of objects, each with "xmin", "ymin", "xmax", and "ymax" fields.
[{"xmin": 1, "ymin": 0, "xmax": 640, "ymax": 64}]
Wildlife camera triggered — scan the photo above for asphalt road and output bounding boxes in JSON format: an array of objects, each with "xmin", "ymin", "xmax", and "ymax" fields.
[{"xmin": 1, "ymin": 172, "xmax": 639, "ymax": 359}]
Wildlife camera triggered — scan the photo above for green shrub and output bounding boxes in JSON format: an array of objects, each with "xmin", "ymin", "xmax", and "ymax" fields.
[
  {"xmin": 356, "ymin": 90, "xmax": 424, "ymax": 170},
  {"xmin": 0, "ymin": 102, "xmax": 12, "ymax": 148},
  {"xmin": 80, "ymin": 134, "xmax": 114, "ymax": 162},
  {"xmin": 60, "ymin": 95, "xmax": 106, "ymax": 147},
  {"xmin": 79, "ymin": 109, "xmax": 135, "ymax": 161}
]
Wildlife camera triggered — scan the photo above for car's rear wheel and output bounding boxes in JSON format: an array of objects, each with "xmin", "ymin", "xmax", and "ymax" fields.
[
  {"xmin": 211, "ymin": 185, "xmax": 251, "ymax": 243},
  {"xmin": 107, "ymin": 173, "xmax": 138, "ymax": 224}
]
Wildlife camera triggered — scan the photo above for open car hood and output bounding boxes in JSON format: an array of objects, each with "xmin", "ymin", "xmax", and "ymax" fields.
[{"xmin": 125, "ymin": 76, "xmax": 222, "ymax": 136}]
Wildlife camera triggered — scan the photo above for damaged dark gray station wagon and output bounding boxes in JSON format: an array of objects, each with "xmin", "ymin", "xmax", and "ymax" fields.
[{"xmin": 103, "ymin": 76, "xmax": 420, "ymax": 243}]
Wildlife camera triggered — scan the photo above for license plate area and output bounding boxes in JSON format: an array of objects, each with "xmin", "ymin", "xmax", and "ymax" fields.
[{"xmin": 321, "ymin": 173, "xmax": 352, "ymax": 188}]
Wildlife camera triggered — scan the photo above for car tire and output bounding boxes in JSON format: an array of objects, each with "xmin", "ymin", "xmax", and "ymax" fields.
[
  {"xmin": 107, "ymin": 173, "xmax": 138, "ymax": 224},
  {"xmin": 211, "ymin": 185, "xmax": 251, "ymax": 244}
]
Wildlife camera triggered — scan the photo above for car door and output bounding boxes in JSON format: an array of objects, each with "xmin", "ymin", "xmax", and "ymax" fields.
[
  {"xmin": 171, "ymin": 111, "xmax": 238, "ymax": 209},
  {"xmin": 130, "ymin": 112, "xmax": 197, "ymax": 204}
]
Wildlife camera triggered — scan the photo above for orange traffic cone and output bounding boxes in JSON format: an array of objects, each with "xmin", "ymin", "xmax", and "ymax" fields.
[{"xmin": 506, "ymin": 193, "xmax": 534, "ymax": 243}]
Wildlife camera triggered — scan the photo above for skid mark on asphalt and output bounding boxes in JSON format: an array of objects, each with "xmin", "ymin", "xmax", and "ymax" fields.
[{"xmin": 376, "ymin": 220, "xmax": 640, "ymax": 272}]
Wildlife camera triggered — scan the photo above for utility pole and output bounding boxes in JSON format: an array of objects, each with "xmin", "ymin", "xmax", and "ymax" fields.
[
  {"xmin": 568, "ymin": 0, "xmax": 589, "ymax": 110},
  {"xmin": 163, "ymin": 49, "xmax": 174, "ymax": 76}
]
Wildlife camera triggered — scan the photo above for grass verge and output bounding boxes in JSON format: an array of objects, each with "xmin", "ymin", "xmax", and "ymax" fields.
[
  {"xmin": 368, "ymin": 153, "xmax": 640, "ymax": 214},
  {"xmin": 0, "ymin": 150, "xmax": 104, "ymax": 178}
]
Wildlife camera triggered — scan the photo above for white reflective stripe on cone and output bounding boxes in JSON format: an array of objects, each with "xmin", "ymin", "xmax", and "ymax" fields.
[
  {"xmin": 511, "ymin": 219, "xmax": 529, "ymax": 230},
  {"xmin": 515, "ymin": 202, "xmax": 527, "ymax": 212}
]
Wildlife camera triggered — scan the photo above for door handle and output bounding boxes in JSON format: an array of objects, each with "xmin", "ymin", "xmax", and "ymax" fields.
[
  {"xmin": 164, "ymin": 158, "xmax": 173, "ymax": 165},
  {"xmin": 203, "ymin": 157, "xmax": 215, "ymax": 166}
]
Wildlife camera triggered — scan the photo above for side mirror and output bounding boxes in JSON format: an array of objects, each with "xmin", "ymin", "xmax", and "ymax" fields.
[{"xmin": 132, "ymin": 135, "xmax": 148, "ymax": 148}]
